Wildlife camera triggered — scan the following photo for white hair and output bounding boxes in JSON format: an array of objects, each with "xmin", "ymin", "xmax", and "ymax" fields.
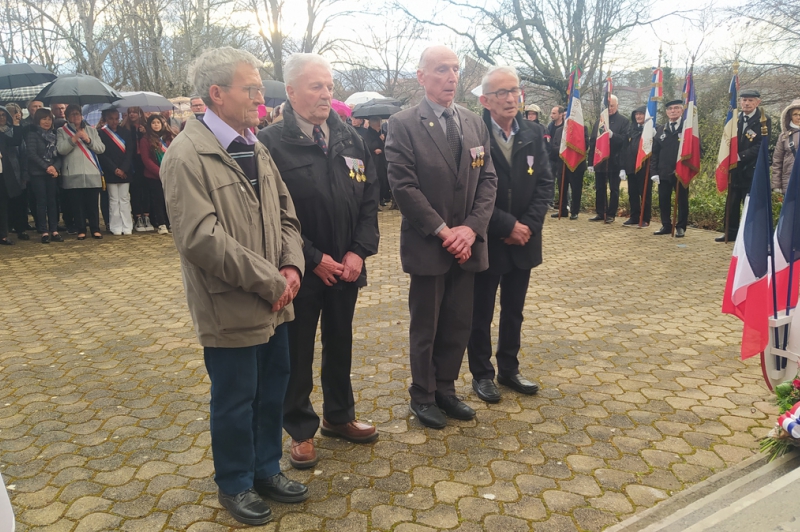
[
  {"xmin": 189, "ymin": 47, "xmax": 263, "ymax": 107},
  {"xmin": 609, "ymin": 94, "xmax": 618, "ymax": 104},
  {"xmin": 284, "ymin": 53, "xmax": 332, "ymax": 93},
  {"xmin": 481, "ymin": 65, "xmax": 519, "ymax": 95}
]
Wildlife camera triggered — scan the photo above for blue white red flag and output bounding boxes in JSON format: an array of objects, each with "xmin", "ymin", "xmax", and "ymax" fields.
[
  {"xmin": 676, "ymin": 71, "xmax": 700, "ymax": 186},
  {"xmin": 722, "ymin": 137, "xmax": 774, "ymax": 359},
  {"xmin": 715, "ymin": 73, "xmax": 739, "ymax": 192},
  {"xmin": 636, "ymin": 68, "xmax": 662, "ymax": 172},
  {"xmin": 559, "ymin": 67, "xmax": 587, "ymax": 172},
  {"xmin": 772, "ymin": 154, "xmax": 800, "ymax": 313},
  {"xmin": 592, "ymin": 74, "xmax": 613, "ymax": 166}
]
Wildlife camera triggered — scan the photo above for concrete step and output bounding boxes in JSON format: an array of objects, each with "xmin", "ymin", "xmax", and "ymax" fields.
[{"xmin": 607, "ymin": 450, "xmax": 800, "ymax": 532}]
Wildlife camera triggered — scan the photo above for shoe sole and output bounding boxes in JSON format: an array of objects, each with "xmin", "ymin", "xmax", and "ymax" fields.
[
  {"xmin": 289, "ymin": 455, "xmax": 319, "ymax": 470},
  {"xmin": 320, "ymin": 426, "xmax": 379, "ymax": 443},
  {"xmin": 408, "ymin": 405, "xmax": 447, "ymax": 429}
]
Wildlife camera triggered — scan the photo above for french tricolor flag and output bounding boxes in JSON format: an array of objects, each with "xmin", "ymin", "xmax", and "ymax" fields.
[
  {"xmin": 635, "ymin": 68, "xmax": 662, "ymax": 172},
  {"xmin": 560, "ymin": 67, "xmax": 587, "ymax": 172},
  {"xmin": 715, "ymin": 74, "xmax": 739, "ymax": 193},
  {"xmin": 592, "ymin": 74, "xmax": 613, "ymax": 166},
  {"xmin": 773, "ymin": 154, "xmax": 800, "ymax": 313},
  {"xmin": 722, "ymin": 137, "xmax": 774, "ymax": 359},
  {"xmin": 676, "ymin": 70, "xmax": 700, "ymax": 186}
]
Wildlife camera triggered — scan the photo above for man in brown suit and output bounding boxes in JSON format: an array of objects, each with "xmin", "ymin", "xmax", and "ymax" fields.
[{"xmin": 385, "ymin": 45, "xmax": 497, "ymax": 429}]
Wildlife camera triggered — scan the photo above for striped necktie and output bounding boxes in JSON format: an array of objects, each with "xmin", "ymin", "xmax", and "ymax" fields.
[{"xmin": 313, "ymin": 125, "xmax": 328, "ymax": 156}]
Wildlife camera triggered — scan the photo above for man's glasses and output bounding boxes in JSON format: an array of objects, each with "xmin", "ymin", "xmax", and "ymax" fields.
[
  {"xmin": 219, "ymin": 85, "xmax": 265, "ymax": 100},
  {"xmin": 485, "ymin": 87, "xmax": 521, "ymax": 99}
]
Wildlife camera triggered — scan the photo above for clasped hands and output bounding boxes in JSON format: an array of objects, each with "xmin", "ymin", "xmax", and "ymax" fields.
[
  {"xmin": 312, "ymin": 251, "xmax": 363, "ymax": 287},
  {"xmin": 439, "ymin": 225, "xmax": 477, "ymax": 264},
  {"xmin": 272, "ymin": 266, "xmax": 302, "ymax": 312},
  {"xmin": 504, "ymin": 221, "xmax": 531, "ymax": 246}
]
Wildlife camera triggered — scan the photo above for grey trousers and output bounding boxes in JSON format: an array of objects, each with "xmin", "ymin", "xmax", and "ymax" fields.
[{"xmin": 408, "ymin": 264, "xmax": 474, "ymax": 403}]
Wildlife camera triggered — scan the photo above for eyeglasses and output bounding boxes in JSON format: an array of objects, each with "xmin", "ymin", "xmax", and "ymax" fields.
[
  {"xmin": 219, "ymin": 85, "xmax": 265, "ymax": 100},
  {"xmin": 485, "ymin": 87, "xmax": 521, "ymax": 99}
]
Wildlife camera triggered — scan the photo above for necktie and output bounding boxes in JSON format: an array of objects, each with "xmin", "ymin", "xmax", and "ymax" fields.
[
  {"xmin": 670, "ymin": 122, "xmax": 676, "ymax": 133},
  {"xmin": 313, "ymin": 125, "xmax": 327, "ymax": 156},
  {"xmin": 443, "ymin": 108, "xmax": 461, "ymax": 169}
]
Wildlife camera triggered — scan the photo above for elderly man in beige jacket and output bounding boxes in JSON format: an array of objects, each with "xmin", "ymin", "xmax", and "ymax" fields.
[{"xmin": 161, "ymin": 47, "xmax": 306, "ymax": 527}]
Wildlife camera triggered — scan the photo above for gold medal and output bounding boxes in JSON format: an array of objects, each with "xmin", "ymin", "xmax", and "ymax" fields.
[{"xmin": 527, "ymin": 167, "xmax": 533, "ymax": 175}]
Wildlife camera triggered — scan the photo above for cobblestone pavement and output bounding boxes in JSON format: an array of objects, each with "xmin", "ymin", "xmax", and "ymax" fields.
[{"xmin": 0, "ymin": 211, "xmax": 778, "ymax": 532}]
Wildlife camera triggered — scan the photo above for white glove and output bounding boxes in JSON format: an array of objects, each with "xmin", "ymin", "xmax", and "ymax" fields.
[
  {"xmin": 651, "ymin": 174, "xmax": 660, "ymax": 185},
  {"xmin": 608, "ymin": 130, "xmax": 613, "ymax": 138},
  {"xmin": 773, "ymin": 188, "xmax": 783, "ymax": 194},
  {"xmin": 619, "ymin": 169, "xmax": 627, "ymax": 181},
  {"xmin": 587, "ymin": 166, "xmax": 595, "ymax": 174}
]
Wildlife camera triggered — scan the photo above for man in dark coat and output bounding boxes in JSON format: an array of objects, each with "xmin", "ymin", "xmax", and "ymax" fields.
[
  {"xmin": 622, "ymin": 106, "xmax": 653, "ymax": 227},
  {"xmin": 717, "ymin": 89, "xmax": 771, "ymax": 242},
  {"xmin": 588, "ymin": 95, "xmax": 629, "ymax": 223},
  {"xmin": 549, "ymin": 105, "xmax": 589, "ymax": 219},
  {"xmin": 258, "ymin": 53, "xmax": 380, "ymax": 470},
  {"xmin": 386, "ymin": 45, "xmax": 497, "ymax": 429},
  {"xmin": 0, "ymin": 106, "xmax": 24, "ymax": 245},
  {"xmin": 364, "ymin": 116, "xmax": 391, "ymax": 206},
  {"xmin": 650, "ymin": 100, "xmax": 688, "ymax": 237},
  {"xmin": 467, "ymin": 66, "xmax": 553, "ymax": 403}
]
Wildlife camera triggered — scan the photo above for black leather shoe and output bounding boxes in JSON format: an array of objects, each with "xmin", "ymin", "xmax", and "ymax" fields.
[
  {"xmin": 434, "ymin": 392, "xmax": 476, "ymax": 420},
  {"xmin": 570, "ymin": 214, "xmax": 578, "ymax": 220},
  {"xmin": 472, "ymin": 379, "xmax": 501, "ymax": 403},
  {"xmin": 675, "ymin": 228, "xmax": 686, "ymax": 238},
  {"xmin": 715, "ymin": 234, "xmax": 734, "ymax": 242},
  {"xmin": 604, "ymin": 216, "xmax": 615, "ymax": 224},
  {"xmin": 51, "ymin": 234, "xmax": 64, "ymax": 242},
  {"xmin": 653, "ymin": 226, "xmax": 671, "ymax": 235},
  {"xmin": 218, "ymin": 488, "xmax": 272, "ymax": 526},
  {"xmin": 254, "ymin": 472, "xmax": 309, "ymax": 503},
  {"xmin": 497, "ymin": 373, "xmax": 540, "ymax": 395},
  {"xmin": 410, "ymin": 400, "xmax": 447, "ymax": 429},
  {"xmin": 17, "ymin": 232, "xmax": 29, "ymax": 240},
  {"xmin": 588, "ymin": 215, "xmax": 604, "ymax": 222},
  {"xmin": 622, "ymin": 219, "xmax": 637, "ymax": 226},
  {"xmin": 550, "ymin": 212, "xmax": 568, "ymax": 218}
]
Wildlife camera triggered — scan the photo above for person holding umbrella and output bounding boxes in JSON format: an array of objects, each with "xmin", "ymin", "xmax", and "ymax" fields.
[
  {"xmin": 25, "ymin": 108, "xmax": 62, "ymax": 243},
  {"xmin": 139, "ymin": 114, "xmax": 172, "ymax": 235},
  {"xmin": 57, "ymin": 104, "xmax": 106, "ymax": 240},
  {"xmin": 0, "ymin": 105, "xmax": 24, "ymax": 245}
]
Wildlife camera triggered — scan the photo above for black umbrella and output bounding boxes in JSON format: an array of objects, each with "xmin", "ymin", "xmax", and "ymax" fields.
[
  {"xmin": 262, "ymin": 79, "xmax": 287, "ymax": 107},
  {"xmin": 352, "ymin": 103, "xmax": 402, "ymax": 119},
  {"xmin": 0, "ymin": 64, "xmax": 57, "ymax": 91},
  {"xmin": 353, "ymin": 97, "xmax": 402, "ymax": 111},
  {"xmin": 101, "ymin": 91, "xmax": 174, "ymax": 112},
  {"xmin": 34, "ymin": 73, "xmax": 122, "ymax": 105}
]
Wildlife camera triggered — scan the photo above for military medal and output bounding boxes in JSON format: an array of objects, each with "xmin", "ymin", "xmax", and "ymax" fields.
[
  {"xmin": 527, "ymin": 155, "xmax": 534, "ymax": 175},
  {"xmin": 344, "ymin": 156, "xmax": 355, "ymax": 178},
  {"xmin": 478, "ymin": 146, "xmax": 485, "ymax": 167},
  {"xmin": 356, "ymin": 159, "xmax": 366, "ymax": 182},
  {"xmin": 470, "ymin": 147, "xmax": 478, "ymax": 168}
]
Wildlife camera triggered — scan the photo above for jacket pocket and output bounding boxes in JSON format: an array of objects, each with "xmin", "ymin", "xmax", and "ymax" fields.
[{"xmin": 207, "ymin": 279, "xmax": 269, "ymax": 334}]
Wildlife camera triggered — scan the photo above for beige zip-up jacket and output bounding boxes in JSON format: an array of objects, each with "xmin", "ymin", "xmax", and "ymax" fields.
[{"xmin": 161, "ymin": 119, "xmax": 304, "ymax": 348}]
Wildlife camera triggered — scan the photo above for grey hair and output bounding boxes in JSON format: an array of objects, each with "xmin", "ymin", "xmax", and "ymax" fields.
[
  {"xmin": 609, "ymin": 94, "xmax": 619, "ymax": 104},
  {"xmin": 188, "ymin": 47, "xmax": 263, "ymax": 106},
  {"xmin": 284, "ymin": 53, "xmax": 332, "ymax": 93},
  {"xmin": 481, "ymin": 65, "xmax": 519, "ymax": 95}
]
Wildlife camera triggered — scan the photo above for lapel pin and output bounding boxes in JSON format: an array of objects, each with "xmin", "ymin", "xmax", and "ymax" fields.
[{"xmin": 429, "ymin": 122, "xmax": 435, "ymax": 127}]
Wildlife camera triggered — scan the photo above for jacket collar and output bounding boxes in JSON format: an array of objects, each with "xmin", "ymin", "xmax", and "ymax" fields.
[
  {"xmin": 182, "ymin": 118, "xmax": 266, "ymax": 181},
  {"xmin": 280, "ymin": 102, "xmax": 348, "ymax": 152}
]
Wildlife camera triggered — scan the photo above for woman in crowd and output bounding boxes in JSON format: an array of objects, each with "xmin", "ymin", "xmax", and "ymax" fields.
[
  {"xmin": 97, "ymin": 109, "xmax": 134, "ymax": 235},
  {"xmin": 0, "ymin": 106, "xmax": 24, "ymax": 245},
  {"xmin": 138, "ymin": 114, "xmax": 172, "ymax": 235},
  {"xmin": 57, "ymin": 104, "xmax": 106, "ymax": 240},
  {"xmin": 773, "ymin": 99, "xmax": 800, "ymax": 195},
  {"xmin": 120, "ymin": 106, "xmax": 152, "ymax": 232},
  {"xmin": 25, "ymin": 108, "xmax": 62, "ymax": 243}
]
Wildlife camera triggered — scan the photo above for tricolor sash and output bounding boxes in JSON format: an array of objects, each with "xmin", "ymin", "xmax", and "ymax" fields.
[
  {"xmin": 101, "ymin": 125, "xmax": 126, "ymax": 152},
  {"xmin": 62, "ymin": 124, "xmax": 101, "ymax": 172}
]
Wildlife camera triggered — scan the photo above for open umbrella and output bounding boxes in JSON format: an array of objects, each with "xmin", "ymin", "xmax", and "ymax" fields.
[
  {"xmin": 0, "ymin": 63, "xmax": 57, "ymax": 91},
  {"xmin": 331, "ymin": 99, "xmax": 351, "ymax": 117},
  {"xmin": 0, "ymin": 81, "xmax": 51, "ymax": 103},
  {"xmin": 102, "ymin": 91, "xmax": 173, "ymax": 112},
  {"xmin": 344, "ymin": 91, "xmax": 386, "ymax": 106},
  {"xmin": 34, "ymin": 73, "xmax": 122, "ymax": 106},
  {"xmin": 352, "ymin": 103, "xmax": 402, "ymax": 119},
  {"xmin": 262, "ymin": 79, "xmax": 287, "ymax": 107}
]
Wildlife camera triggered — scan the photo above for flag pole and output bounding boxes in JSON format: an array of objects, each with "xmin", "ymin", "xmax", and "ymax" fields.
[
  {"xmin": 724, "ymin": 60, "xmax": 740, "ymax": 244},
  {"xmin": 761, "ymin": 107, "xmax": 780, "ymax": 351},
  {"xmin": 558, "ymin": 163, "xmax": 567, "ymax": 219},
  {"xmin": 641, "ymin": 46, "xmax": 662, "ymax": 228}
]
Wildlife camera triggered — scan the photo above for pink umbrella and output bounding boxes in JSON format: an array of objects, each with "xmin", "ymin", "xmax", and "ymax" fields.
[
  {"xmin": 331, "ymin": 99, "xmax": 351, "ymax": 117},
  {"xmin": 258, "ymin": 104, "xmax": 268, "ymax": 119}
]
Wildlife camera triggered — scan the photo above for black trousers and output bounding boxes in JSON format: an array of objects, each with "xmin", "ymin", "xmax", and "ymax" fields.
[
  {"xmin": 726, "ymin": 187, "xmax": 746, "ymax": 237},
  {"xmin": 145, "ymin": 178, "xmax": 167, "ymax": 227},
  {"xmin": 467, "ymin": 266, "xmax": 531, "ymax": 381},
  {"xmin": 100, "ymin": 188, "xmax": 109, "ymax": 230},
  {"xmin": 30, "ymin": 175, "xmax": 59, "ymax": 233},
  {"xmin": 658, "ymin": 179, "xmax": 689, "ymax": 230},
  {"xmin": 554, "ymin": 160, "xmax": 585, "ymax": 216},
  {"xmin": 0, "ymin": 180, "xmax": 8, "ymax": 239},
  {"xmin": 595, "ymin": 169, "xmax": 621, "ymax": 218},
  {"xmin": 9, "ymin": 189, "xmax": 29, "ymax": 233},
  {"xmin": 68, "ymin": 187, "xmax": 101, "ymax": 234},
  {"xmin": 283, "ymin": 283, "xmax": 359, "ymax": 440},
  {"xmin": 408, "ymin": 265, "xmax": 474, "ymax": 404},
  {"xmin": 59, "ymin": 187, "xmax": 73, "ymax": 230},
  {"xmin": 204, "ymin": 325, "xmax": 290, "ymax": 495},
  {"xmin": 130, "ymin": 172, "xmax": 150, "ymax": 216},
  {"xmin": 627, "ymin": 169, "xmax": 652, "ymax": 224},
  {"xmin": 27, "ymin": 182, "xmax": 37, "ymax": 230}
]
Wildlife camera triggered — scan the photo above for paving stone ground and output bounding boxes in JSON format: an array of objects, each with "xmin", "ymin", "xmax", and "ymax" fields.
[{"xmin": 0, "ymin": 210, "xmax": 778, "ymax": 531}]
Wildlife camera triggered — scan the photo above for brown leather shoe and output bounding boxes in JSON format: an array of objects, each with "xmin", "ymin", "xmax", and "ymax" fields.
[
  {"xmin": 320, "ymin": 419, "xmax": 379, "ymax": 443},
  {"xmin": 289, "ymin": 439, "xmax": 318, "ymax": 469}
]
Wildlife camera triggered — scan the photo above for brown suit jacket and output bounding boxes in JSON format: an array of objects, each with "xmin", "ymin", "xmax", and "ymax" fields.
[{"xmin": 385, "ymin": 99, "xmax": 497, "ymax": 275}]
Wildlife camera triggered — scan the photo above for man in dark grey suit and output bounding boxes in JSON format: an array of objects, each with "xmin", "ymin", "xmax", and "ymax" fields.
[{"xmin": 385, "ymin": 45, "xmax": 497, "ymax": 429}]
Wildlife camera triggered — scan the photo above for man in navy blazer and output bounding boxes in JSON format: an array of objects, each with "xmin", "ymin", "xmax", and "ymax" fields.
[{"xmin": 386, "ymin": 45, "xmax": 497, "ymax": 429}]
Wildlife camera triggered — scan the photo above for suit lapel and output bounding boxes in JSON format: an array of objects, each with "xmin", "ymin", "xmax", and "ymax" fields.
[{"xmin": 419, "ymin": 99, "xmax": 458, "ymax": 177}]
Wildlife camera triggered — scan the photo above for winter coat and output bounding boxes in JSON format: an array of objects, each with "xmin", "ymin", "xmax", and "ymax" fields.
[
  {"xmin": 0, "ymin": 106, "xmax": 24, "ymax": 198},
  {"xmin": 771, "ymin": 99, "xmax": 800, "ymax": 193},
  {"xmin": 25, "ymin": 127, "xmax": 62, "ymax": 178},
  {"xmin": 139, "ymin": 136, "xmax": 168, "ymax": 180},
  {"xmin": 56, "ymin": 121, "xmax": 106, "ymax": 189},
  {"xmin": 623, "ymin": 106, "xmax": 652, "ymax": 176},
  {"xmin": 160, "ymin": 117, "xmax": 305, "ymax": 348},
  {"xmin": 731, "ymin": 108, "xmax": 771, "ymax": 191},
  {"xmin": 97, "ymin": 125, "xmax": 134, "ymax": 184}
]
